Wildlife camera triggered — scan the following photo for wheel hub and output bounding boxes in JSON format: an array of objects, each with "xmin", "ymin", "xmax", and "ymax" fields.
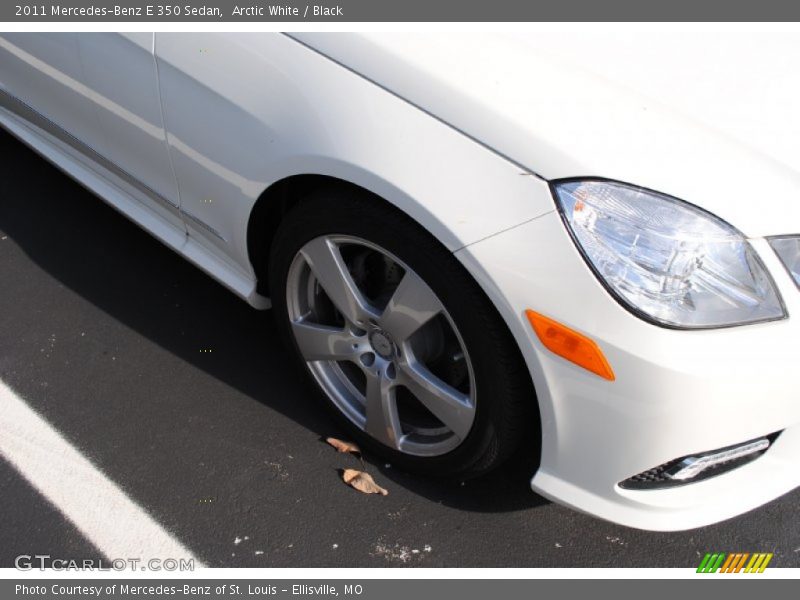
[{"xmin": 368, "ymin": 328, "xmax": 396, "ymax": 359}]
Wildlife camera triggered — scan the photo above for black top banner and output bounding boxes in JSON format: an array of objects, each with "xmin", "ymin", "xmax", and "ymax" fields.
[{"xmin": 3, "ymin": 0, "xmax": 800, "ymax": 22}]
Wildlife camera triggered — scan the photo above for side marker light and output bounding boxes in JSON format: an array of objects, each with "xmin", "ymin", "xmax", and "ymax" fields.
[{"xmin": 525, "ymin": 310, "xmax": 615, "ymax": 381}]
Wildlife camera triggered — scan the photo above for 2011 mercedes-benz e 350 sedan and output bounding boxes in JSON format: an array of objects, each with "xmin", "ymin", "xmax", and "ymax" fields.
[{"xmin": 2, "ymin": 32, "xmax": 799, "ymax": 531}]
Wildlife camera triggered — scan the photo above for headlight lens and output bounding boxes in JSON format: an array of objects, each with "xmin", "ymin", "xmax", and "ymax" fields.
[
  {"xmin": 769, "ymin": 236, "xmax": 800, "ymax": 289},
  {"xmin": 553, "ymin": 180, "xmax": 785, "ymax": 328}
]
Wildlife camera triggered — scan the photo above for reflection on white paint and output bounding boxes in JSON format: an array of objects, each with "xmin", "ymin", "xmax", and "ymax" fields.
[
  {"xmin": 0, "ymin": 378, "xmax": 203, "ymax": 566},
  {"xmin": 169, "ymin": 133, "xmax": 263, "ymax": 196},
  {"xmin": 0, "ymin": 35, "xmax": 263, "ymax": 198},
  {"xmin": 0, "ymin": 36, "xmax": 163, "ymax": 140}
]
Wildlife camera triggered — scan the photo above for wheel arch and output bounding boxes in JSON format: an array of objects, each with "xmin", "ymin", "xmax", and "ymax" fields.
[{"xmin": 246, "ymin": 172, "xmax": 461, "ymax": 298}]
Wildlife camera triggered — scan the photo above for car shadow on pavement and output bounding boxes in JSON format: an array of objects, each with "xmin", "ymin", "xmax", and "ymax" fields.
[{"xmin": 0, "ymin": 130, "xmax": 548, "ymax": 518}]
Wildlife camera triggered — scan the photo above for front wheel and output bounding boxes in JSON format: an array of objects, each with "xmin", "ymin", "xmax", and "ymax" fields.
[{"xmin": 269, "ymin": 187, "xmax": 536, "ymax": 477}]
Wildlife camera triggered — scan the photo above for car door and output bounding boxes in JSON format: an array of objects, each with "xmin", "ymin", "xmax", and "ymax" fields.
[
  {"xmin": 153, "ymin": 32, "xmax": 281, "ymax": 282},
  {"xmin": 0, "ymin": 33, "xmax": 107, "ymax": 158},
  {"xmin": 76, "ymin": 33, "xmax": 184, "ymax": 233}
]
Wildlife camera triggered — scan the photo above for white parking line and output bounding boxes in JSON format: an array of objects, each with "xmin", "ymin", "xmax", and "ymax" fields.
[{"xmin": 0, "ymin": 378, "xmax": 203, "ymax": 566}]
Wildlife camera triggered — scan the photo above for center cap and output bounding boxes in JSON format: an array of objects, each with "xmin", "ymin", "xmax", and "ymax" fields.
[{"xmin": 368, "ymin": 329, "xmax": 395, "ymax": 359}]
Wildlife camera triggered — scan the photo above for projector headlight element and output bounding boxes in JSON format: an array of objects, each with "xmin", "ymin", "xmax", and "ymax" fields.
[{"xmin": 553, "ymin": 180, "xmax": 785, "ymax": 328}]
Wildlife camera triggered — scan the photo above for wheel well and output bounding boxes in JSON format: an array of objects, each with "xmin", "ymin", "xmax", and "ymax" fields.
[
  {"xmin": 248, "ymin": 174, "xmax": 542, "ymax": 465},
  {"xmin": 248, "ymin": 174, "xmax": 371, "ymax": 296}
]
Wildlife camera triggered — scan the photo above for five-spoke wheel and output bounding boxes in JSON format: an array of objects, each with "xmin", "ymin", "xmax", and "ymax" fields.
[
  {"xmin": 286, "ymin": 235, "xmax": 476, "ymax": 457},
  {"xmin": 270, "ymin": 187, "xmax": 535, "ymax": 477}
]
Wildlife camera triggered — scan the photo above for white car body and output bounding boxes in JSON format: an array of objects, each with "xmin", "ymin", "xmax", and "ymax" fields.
[{"xmin": 1, "ymin": 32, "xmax": 798, "ymax": 531}]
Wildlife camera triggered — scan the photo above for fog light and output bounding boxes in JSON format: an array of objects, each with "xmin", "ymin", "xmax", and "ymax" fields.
[
  {"xmin": 665, "ymin": 438, "xmax": 770, "ymax": 481},
  {"xmin": 620, "ymin": 434, "xmax": 778, "ymax": 490}
]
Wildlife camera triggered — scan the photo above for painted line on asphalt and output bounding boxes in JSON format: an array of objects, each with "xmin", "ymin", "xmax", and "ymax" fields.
[{"xmin": 0, "ymin": 378, "xmax": 203, "ymax": 566}]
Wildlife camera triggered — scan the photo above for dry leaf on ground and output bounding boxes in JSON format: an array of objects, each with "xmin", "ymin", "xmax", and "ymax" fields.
[
  {"xmin": 342, "ymin": 469, "xmax": 388, "ymax": 496},
  {"xmin": 326, "ymin": 437, "xmax": 361, "ymax": 456}
]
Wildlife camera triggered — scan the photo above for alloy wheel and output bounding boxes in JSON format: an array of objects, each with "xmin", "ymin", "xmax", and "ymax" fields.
[{"xmin": 285, "ymin": 235, "xmax": 477, "ymax": 457}]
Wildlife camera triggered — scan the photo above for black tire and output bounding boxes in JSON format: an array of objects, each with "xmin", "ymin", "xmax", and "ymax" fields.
[{"xmin": 269, "ymin": 185, "xmax": 538, "ymax": 478}]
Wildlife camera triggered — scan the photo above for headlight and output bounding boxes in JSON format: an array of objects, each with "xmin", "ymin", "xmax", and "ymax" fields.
[
  {"xmin": 553, "ymin": 180, "xmax": 785, "ymax": 329},
  {"xmin": 769, "ymin": 236, "xmax": 800, "ymax": 289}
]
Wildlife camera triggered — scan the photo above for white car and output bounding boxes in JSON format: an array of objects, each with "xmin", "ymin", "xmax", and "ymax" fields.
[{"xmin": 1, "ymin": 32, "xmax": 798, "ymax": 531}]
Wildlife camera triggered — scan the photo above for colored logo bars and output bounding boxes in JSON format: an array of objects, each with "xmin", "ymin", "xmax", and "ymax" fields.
[{"xmin": 697, "ymin": 552, "xmax": 773, "ymax": 573}]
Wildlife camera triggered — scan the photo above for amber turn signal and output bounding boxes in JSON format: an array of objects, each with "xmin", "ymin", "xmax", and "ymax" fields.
[{"xmin": 525, "ymin": 310, "xmax": 615, "ymax": 381}]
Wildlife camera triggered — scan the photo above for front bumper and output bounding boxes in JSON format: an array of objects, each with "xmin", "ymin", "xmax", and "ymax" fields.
[{"xmin": 455, "ymin": 209, "xmax": 800, "ymax": 531}]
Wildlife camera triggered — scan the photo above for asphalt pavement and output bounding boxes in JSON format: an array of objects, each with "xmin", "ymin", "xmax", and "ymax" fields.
[{"xmin": 1, "ymin": 129, "xmax": 798, "ymax": 568}]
